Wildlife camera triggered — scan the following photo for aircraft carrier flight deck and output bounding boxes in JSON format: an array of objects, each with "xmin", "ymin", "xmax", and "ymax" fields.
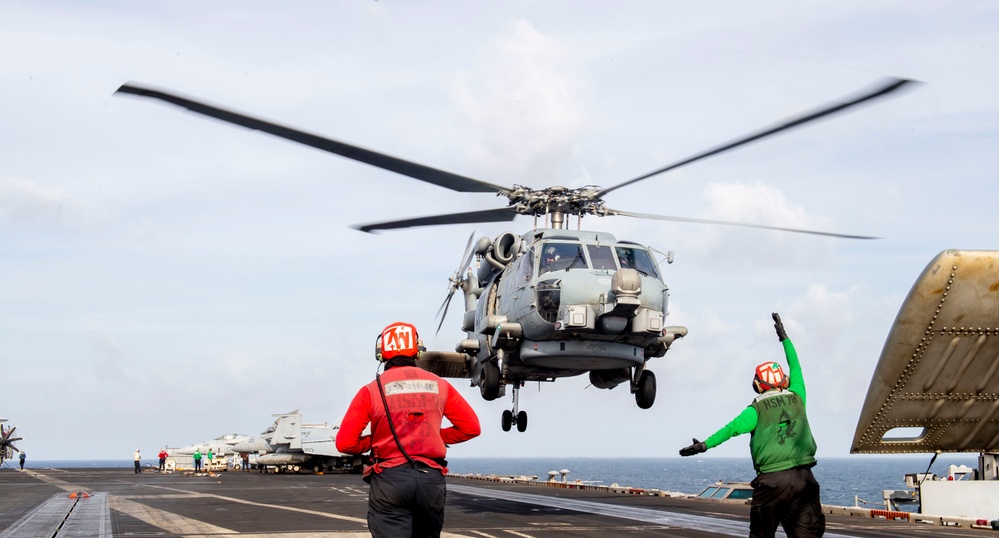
[{"xmin": 0, "ymin": 467, "xmax": 987, "ymax": 537}]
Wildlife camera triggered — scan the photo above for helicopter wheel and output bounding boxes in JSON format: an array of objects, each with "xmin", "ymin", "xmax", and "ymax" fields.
[
  {"xmin": 516, "ymin": 410, "xmax": 528, "ymax": 432},
  {"xmin": 501, "ymin": 410, "xmax": 513, "ymax": 431},
  {"xmin": 635, "ymin": 370, "xmax": 657, "ymax": 410},
  {"xmin": 480, "ymin": 361, "xmax": 501, "ymax": 401}
]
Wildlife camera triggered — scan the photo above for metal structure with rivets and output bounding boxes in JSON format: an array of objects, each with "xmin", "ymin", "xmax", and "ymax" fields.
[{"xmin": 852, "ymin": 249, "xmax": 999, "ymax": 455}]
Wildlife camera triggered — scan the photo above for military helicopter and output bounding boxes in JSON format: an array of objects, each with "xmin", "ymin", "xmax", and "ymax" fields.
[
  {"xmin": 116, "ymin": 77, "xmax": 914, "ymax": 432},
  {"xmin": 1, "ymin": 419, "xmax": 22, "ymax": 466}
]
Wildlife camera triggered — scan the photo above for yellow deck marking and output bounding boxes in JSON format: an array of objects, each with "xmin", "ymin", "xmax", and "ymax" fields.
[
  {"xmin": 148, "ymin": 484, "xmax": 369, "ymax": 524},
  {"xmin": 147, "ymin": 485, "xmax": 474, "ymax": 536},
  {"xmin": 20, "ymin": 469, "xmax": 83, "ymax": 492},
  {"xmin": 111, "ymin": 496, "xmax": 237, "ymax": 535},
  {"xmin": 20, "ymin": 470, "xmax": 472, "ymax": 537}
]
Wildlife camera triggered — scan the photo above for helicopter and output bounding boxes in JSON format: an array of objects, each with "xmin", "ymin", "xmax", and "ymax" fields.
[
  {"xmin": 1, "ymin": 419, "xmax": 22, "ymax": 466},
  {"xmin": 115, "ymin": 77, "xmax": 914, "ymax": 432}
]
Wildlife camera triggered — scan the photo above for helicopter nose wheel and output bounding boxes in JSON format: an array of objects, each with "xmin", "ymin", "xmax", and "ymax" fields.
[{"xmin": 501, "ymin": 383, "xmax": 528, "ymax": 432}]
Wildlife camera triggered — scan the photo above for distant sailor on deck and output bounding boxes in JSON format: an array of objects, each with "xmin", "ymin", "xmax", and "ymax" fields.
[
  {"xmin": 679, "ymin": 313, "xmax": 825, "ymax": 538},
  {"xmin": 158, "ymin": 448, "xmax": 169, "ymax": 471},
  {"xmin": 336, "ymin": 321, "xmax": 481, "ymax": 538}
]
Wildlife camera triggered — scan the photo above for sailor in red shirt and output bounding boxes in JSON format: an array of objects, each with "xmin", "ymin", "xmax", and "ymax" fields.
[
  {"xmin": 157, "ymin": 448, "xmax": 169, "ymax": 472},
  {"xmin": 336, "ymin": 322, "xmax": 480, "ymax": 538}
]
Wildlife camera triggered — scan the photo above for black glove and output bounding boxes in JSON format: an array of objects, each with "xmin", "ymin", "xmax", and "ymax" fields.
[
  {"xmin": 679, "ymin": 438, "xmax": 707, "ymax": 457},
  {"xmin": 772, "ymin": 312, "xmax": 787, "ymax": 342}
]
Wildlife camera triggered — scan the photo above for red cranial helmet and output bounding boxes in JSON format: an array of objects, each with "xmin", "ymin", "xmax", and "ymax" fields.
[
  {"xmin": 375, "ymin": 322, "xmax": 421, "ymax": 362},
  {"xmin": 753, "ymin": 361, "xmax": 789, "ymax": 393}
]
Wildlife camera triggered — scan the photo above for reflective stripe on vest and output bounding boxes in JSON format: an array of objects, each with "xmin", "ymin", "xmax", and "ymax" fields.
[{"xmin": 365, "ymin": 367, "xmax": 448, "ymax": 470}]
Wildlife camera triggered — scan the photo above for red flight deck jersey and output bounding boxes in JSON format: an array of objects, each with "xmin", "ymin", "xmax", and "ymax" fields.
[{"xmin": 335, "ymin": 365, "xmax": 480, "ymax": 475}]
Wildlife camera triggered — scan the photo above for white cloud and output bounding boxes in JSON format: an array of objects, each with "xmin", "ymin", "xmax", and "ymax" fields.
[
  {"xmin": 674, "ymin": 181, "xmax": 838, "ymax": 271},
  {"xmin": 2, "ymin": 1, "xmax": 997, "ymax": 461},
  {"xmin": 86, "ymin": 325, "xmax": 132, "ymax": 381},
  {"xmin": 452, "ymin": 21, "xmax": 586, "ymax": 182},
  {"xmin": 0, "ymin": 178, "xmax": 106, "ymax": 230}
]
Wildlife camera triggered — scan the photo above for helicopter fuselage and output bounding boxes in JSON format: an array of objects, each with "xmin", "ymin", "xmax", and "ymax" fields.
[{"xmin": 458, "ymin": 228, "xmax": 685, "ymax": 393}]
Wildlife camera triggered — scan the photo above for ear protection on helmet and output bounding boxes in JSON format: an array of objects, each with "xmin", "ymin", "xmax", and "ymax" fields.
[{"xmin": 375, "ymin": 322, "xmax": 423, "ymax": 362}]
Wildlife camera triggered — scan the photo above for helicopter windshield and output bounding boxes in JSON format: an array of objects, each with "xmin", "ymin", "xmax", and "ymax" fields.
[
  {"xmin": 615, "ymin": 246, "xmax": 660, "ymax": 279},
  {"xmin": 587, "ymin": 244, "xmax": 616, "ymax": 271},
  {"xmin": 539, "ymin": 242, "xmax": 586, "ymax": 275}
]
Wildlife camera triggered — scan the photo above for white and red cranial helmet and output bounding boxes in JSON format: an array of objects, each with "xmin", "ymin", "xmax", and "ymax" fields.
[
  {"xmin": 375, "ymin": 322, "xmax": 421, "ymax": 362},
  {"xmin": 753, "ymin": 361, "xmax": 789, "ymax": 393}
]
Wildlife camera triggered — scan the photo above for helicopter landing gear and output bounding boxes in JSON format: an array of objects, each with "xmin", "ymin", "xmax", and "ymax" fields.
[
  {"xmin": 635, "ymin": 370, "xmax": 657, "ymax": 409},
  {"xmin": 480, "ymin": 360, "xmax": 501, "ymax": 401},
  {"xmin": 501, "ymin": 410, "xmax": 528, "ymax": 432},
  {"xmin": 501, "ymin": 383, "xmax": 528, "ymax": 432}
]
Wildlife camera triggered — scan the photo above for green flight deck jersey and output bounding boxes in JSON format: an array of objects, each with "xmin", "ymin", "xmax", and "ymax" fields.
[{"xmin": 704, "ymin": 338, "xmax": 817, "ymax": 474}]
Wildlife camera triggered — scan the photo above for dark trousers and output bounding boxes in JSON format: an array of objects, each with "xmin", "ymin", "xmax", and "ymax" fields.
[
  {"xmin": 134, "ymin": 461, "xmax": 141, "ymax": 473},
  {"xmin": 367, "ymin": 464, "xmax": 446, "ymax": 538},
  {"xmin": 195, "ymin": 460, "xmax": 202, "ymax": 471},
  {"xmin": 749, "ymin": 466, "xmax": 825, "ymax": 538},
  {"xmin": 159, "ymin": 458, "xmax": 166, "ymax": 471}
]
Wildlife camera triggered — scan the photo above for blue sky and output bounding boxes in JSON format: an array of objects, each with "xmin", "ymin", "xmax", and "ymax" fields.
[{"xmin": 1, "ymin": 1, "xmax": 997, "ymax": 461}]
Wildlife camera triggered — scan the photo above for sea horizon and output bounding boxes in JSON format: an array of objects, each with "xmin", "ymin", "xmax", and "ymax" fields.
[{"xmin": 8, "ymin": 454, "xmax": 980, "ymax": 510}]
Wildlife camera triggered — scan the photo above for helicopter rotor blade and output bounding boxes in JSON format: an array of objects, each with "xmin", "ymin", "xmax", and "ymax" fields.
[
  {"xmin": 116, "ymin": 83, "xmax": 511, "ymax": 195},
  {"xmin": 599, "ymin": 77, "xmax": 918, "ymax": 197},
  {"xmin": 353, "ymin": 207, "xmax": 518, "ymax": 233},
  {"xmin": 435, "ymin": 231, "xmax": 478, "ymax": 335},
  {"xmin": 603, "ymin": 207, "xmax": 879, "ymax": 240},
  {"xmin": 435, "ymin": 293, "xmax": 455, "ymax": 336},
  {"xmin": 454, "ymin": 230, "xmax": 478, "ymax": 282}
]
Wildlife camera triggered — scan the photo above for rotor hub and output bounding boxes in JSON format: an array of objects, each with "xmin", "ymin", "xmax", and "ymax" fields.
[{"xmin": 505, "ymin": 185, "xmax": 605, "ymax": 219}]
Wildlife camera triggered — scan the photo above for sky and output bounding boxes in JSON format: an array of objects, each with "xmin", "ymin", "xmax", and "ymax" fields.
[{"xmin": 1, "ymin": 1, "xmax": 997, "ymax": 463}]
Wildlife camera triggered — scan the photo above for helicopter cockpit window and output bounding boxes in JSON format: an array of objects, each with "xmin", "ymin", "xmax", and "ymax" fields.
[
  {"xmin": 518, "ymin": 248, "xmax": 535, "ymax": 283},
  {"xmin": 587, "ymin": 244, "xmax": 616, "ymax": 271},
  {"xmin": 615, "ymin": 246, "xmax": 660, "ymax": 279},
  {"xmin": 539, "ymin": 243, "xmax": 586, "ymax": 275}
]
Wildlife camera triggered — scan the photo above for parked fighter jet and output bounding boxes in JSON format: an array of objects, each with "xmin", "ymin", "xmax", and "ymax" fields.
[
  {"xmin": 173, "ymin": 433, "xmax": 249, "ymax": 458},
  {"xmin": 232, "ymin": 411, "xmax": 362, "ymax": 474}
]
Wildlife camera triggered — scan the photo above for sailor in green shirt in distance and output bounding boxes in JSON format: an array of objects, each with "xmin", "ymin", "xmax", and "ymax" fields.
[{"xmin": 679, "ymin": 313, "xmax": 825, "ymax": 538}]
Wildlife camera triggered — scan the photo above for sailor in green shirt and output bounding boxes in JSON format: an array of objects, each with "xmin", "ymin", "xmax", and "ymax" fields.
[{"xmin": 680, "ymin": 313, "xmax": 825, "ymax": 538}]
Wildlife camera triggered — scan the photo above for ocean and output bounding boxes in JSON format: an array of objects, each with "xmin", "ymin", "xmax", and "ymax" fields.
[
  {"xmin": 20, "ymin": 455, "xmax": 979, "ymax": 510},
  {"xmin": 447, "ymin": 456, "xmax": 982, "ymax": 509}
]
